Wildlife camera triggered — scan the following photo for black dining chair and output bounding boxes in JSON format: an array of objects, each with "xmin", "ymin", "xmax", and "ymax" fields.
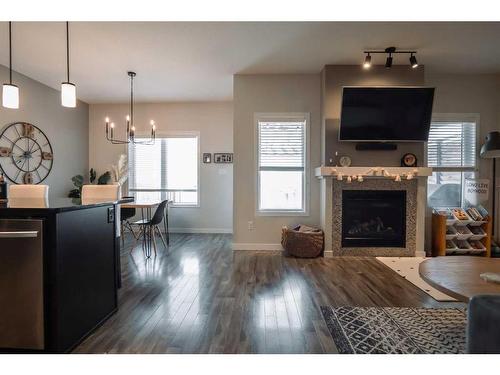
[
  {"xmin": 131, "ymin": 200, "xmax": 169, "ymax": 256},
  {"xmin": 120, "ymin": 207, "xmax": 137, "ymax": 247}
]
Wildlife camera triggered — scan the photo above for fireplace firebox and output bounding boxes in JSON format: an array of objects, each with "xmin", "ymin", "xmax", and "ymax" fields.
[{"xmin": 341, "ymin": 190, "xmax": 406, "ymax": 248}]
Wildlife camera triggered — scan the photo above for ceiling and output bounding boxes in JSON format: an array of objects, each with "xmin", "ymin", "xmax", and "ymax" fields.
[{"xmin": 0, "ymin": 22, "xmax": 499, "ymax": 103}]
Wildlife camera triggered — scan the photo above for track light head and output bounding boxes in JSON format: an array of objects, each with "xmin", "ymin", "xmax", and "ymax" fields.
[
  {"xmin": 410, "ymin": 54, "xmax": 418, "ymax": 68},
  {"xmin": 363, "ymin": 54, "xmax": 372, "ymax": 69},
  {"xmin": 385, "ymin": 55, "xmax": 393, "ymax": 68}
]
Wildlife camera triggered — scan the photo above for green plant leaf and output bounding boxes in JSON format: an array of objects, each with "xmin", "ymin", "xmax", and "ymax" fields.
[
  {"xmin": 68, "ymin": 188, "xmax": 81, "ymax": 198},
  {"xmin": 89, "ymin": 168, "xmax": 97, "ymax": 184},
  {"xmin": 71, "ymin": 174, "xmax": 84, "ymax": 189},
  {"xmin": 97, "ymin": 171, "xmax": 111, "ymax": 185}
]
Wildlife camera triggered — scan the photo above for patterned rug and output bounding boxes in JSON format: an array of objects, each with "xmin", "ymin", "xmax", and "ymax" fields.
[{"xmin": 321, "ymin": 306, "xmax": 466, "ymax": 354}]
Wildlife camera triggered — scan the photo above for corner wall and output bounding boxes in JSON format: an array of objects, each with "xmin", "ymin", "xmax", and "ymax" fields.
[
  {"xmin": 0, "ymin": 65, "xmax": 89, "ymax": 198},
  {"xmin": 233, "ymin": 74, "xmax": 321, "ymax": 248}
]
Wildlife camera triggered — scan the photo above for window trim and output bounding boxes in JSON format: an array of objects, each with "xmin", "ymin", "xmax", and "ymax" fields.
[
  {"xmin": 425, "ymin": 113, "xmax": 480, "ymax": 207},
  {"xmin": 127, "ymin": 130, "xmax": 201, "ymax": 208},
  {"xmin": 254, "ymin": 112, "xmax": 310, "ymax": 217}
]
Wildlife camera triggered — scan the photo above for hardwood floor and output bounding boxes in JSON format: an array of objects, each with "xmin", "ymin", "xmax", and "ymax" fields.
[{"xmin": 73, "ymin": 233, "xmax": 462, "ymax": 354}]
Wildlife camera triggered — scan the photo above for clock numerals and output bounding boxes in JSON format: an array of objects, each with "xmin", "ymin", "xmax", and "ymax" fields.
[
  {"xmin": 42, "ymin": 152, "xmax": 53, "ymax": 161},
  {"xmin": 23, "ymin": 172, "xmax": 34, "ymax": 184},
  {"xmin": 0, "ymin": 147, "xmax": 12, "ymax": 157},
  {"xmin": 22, "ymin": 123, "xmax": 36, "ymax": 138}
]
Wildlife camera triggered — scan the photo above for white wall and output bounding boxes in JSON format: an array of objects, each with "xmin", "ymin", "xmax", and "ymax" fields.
[
  {"xmin": 233, "ymin": 74, "xmax": 322, "ymax": 248},
  {"xmin": 0, "ymin": 65, "xmax": 89, "ymax": 198},
  {"xmin": 89, "ymin": 101, "xmax": 233, "ymax": 233}
]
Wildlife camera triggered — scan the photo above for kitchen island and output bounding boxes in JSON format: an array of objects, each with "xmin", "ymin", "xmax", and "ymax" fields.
[{"xmin": 0, "ymin": 197, "xmax": 129, "ymax": 353}]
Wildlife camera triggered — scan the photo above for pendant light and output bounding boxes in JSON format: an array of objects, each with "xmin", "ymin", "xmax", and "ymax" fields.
[
  {"xmin": 61, "ymin": 21, "xmax": 76, "ymax": 107},
  {"xmin": 2, "ymin": 22, "xmax": 19, "ymax": 109}
]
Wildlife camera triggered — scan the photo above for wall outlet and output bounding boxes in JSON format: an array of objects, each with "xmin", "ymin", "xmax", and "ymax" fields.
[{"xmin": 247, "ymin": 221, "xmax": 254, "ymax": 231}]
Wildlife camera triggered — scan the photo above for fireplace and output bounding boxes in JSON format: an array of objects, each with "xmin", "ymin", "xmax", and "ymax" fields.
[{"xmin": 341, "ymin": 190, "xmax": 406, "ymax": 248}]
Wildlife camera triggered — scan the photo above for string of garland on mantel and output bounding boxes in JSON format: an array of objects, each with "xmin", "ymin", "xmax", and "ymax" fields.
[{"xmin": 330, "ymin": 167, "xmax": 420, "ymax": 183}]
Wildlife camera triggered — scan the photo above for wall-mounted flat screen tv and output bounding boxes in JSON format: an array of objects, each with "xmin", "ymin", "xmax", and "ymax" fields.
[{"xmin": 339, "ymin": 87, "xmax": 435, "ymax": 142}]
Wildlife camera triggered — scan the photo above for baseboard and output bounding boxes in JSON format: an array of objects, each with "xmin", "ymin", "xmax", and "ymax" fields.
[
  {"xmin": 168, "ymin": 228, "xmax": 233, "ymax": 234},
  {"xmin": 232, "ymin": 243, "xmax": 284, "ymax": 251}
]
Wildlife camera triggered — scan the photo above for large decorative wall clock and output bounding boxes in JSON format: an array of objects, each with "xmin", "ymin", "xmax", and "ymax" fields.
[{"xmin": 0, "ymin": 122, "xmax": 54, "ymax": 184}]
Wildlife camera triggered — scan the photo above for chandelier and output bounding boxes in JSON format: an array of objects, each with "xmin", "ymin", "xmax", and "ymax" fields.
[{"xmin": 105, "ymin": 71, "xmax": 156, "ymax": 145}]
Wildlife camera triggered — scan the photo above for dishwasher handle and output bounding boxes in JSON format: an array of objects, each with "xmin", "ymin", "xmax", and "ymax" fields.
[{"xmin": 0, "ymin": 231, "xmax": 39, "ymax": 238}]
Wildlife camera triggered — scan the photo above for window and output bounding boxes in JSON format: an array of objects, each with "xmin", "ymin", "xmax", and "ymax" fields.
[
  {"xmin": 128, "ymin": 134, "xmax": 199, "ymax": 206},
  {"xmin": 256, "ymin": 113, "xmax": 308, "ymax": 215},
  {"xmin": 427, "ymin": 116, "xmax": 477, "ymax": 208}
]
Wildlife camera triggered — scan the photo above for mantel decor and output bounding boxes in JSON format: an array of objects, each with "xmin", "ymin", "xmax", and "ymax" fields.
[
  {"xmin": 315, "ymin": 166, "xmax": 432, "ymax": 183},
  {"xmin": 105, "ymin": 71, "xmax": 156, "ymax": 145}
]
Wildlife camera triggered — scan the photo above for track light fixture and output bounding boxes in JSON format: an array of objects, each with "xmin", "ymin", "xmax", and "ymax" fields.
[
  {"xmin": 409, "ymin": 53, "xmax": 418, "ymax": 69},
  {"xmin": 363, "ymin": 53, "xmax": 371, "ymax": 69},
  {"xmin": 385, "ymin": 53, "xmax": 393, "ymax": 68},
  {"xmin": 362, "ymin": 47, "xmax": 419, "ymax": 69}
]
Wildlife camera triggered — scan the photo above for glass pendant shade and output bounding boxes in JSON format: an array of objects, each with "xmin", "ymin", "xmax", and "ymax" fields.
[
  {"xmin": 61, "ymin": 82, "xmax": 76, "ymax": 108},
  {"xmin": 2, "ymin": 83, "xmax": 19, "ymax": 109}
]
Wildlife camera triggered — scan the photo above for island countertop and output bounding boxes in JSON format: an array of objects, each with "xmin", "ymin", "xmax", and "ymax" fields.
[{"xmin": 0, "ymin": 197, "xmax": 133, "ymax": 214}]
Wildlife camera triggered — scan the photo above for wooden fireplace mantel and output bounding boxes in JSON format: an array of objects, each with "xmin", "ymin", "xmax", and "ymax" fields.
[{"xmin": 315, "ymin": 166, "xmax": 433, "ymax": 178}]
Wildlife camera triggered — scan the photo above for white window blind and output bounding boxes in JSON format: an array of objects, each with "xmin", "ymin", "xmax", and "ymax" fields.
[
  {"xmin": 128, "ymin": 136, "xmax": 199, "ymax": 206},
  {"xmin": 427, "ymin": 122, "xmax": 476, "ymax": 169},
  {"xmin": 257, "ymin": 116, "xmax": 308, "ymax": 214},
  {"xmin": 258, "ymin": 121, "xmax": 305, "ymax": 169},
  {"xmin": 427, "ymin": 120, "xmax": 477, "ymax": 208}
]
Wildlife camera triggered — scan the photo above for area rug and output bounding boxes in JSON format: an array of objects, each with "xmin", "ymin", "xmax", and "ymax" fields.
[
  {"xmin": 321, "ymin": 306, "xmax": 466, "ymax": 354},
  {"xmin": 376, "ymin": 257, "xmax": 458, "ymax": 302}
]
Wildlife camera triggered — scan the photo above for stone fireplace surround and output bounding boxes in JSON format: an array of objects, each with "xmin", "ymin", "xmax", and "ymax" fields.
[
  {"xmin": 316, "ymin": 166, "xmax": 431, "ymax": 257},
  {"xmin": 333, "ymin": 179, "xmax": 416, "ymax": 257}
]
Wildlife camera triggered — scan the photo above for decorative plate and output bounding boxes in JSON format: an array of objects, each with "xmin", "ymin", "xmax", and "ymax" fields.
[
  {"xmin": 339, "ymin": 156, "xmax": 352, "ymax": 167},
  {"xmin": 401, "ymin": 153, "xmax": 417, "ymax": 167},
  {"xmin": 0, "ymin": 122, "xmax": 54, "ymax": 184}
]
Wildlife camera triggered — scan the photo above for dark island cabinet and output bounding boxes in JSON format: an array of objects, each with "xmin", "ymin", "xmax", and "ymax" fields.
[{"xmin": 0, "ymin": 199, "xmax": 120, "ymax": 353}]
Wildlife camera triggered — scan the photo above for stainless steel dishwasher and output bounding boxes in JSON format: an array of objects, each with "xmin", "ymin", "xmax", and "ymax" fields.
[{"xmin": 0, "ymin": 219, "xmax": 44, "ymax": 350}]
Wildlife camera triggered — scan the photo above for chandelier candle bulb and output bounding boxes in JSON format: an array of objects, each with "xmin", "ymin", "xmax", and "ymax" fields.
[
  {"xmin": 126, "ymin": 115, "xmax": 130, "ymax": 133},
  {"xmin": 110, "ymin": 123, "xmax": 115, "ymax": 139}
]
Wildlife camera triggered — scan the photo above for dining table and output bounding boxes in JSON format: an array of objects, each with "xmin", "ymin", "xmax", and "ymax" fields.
[{"xmin": 121, "ymin": 198, "xmax": 170, "ymax": 258}]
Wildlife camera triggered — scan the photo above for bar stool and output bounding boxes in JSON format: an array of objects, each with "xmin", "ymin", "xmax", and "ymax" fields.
[
  {"xmin": 81, "ymin": 184, "xmax": 121, "ymax": 205},
  {"xmin": 9, "ymin": 184, "xmax": 49, "ymax": 199}
]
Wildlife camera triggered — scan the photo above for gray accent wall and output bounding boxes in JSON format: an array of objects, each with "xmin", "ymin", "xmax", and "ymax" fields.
[
  {"xmin": 322, "ymin": 65, "xmax": 426, "ymax": 167},
  {"xmin": 0, "ymin": 64, "xmax": 89, "ymax": 198}
]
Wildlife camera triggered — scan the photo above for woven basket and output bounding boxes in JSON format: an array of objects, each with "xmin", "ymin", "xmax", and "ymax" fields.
[{"xmin": 281, "ymin": 225, "xmax": 324, "ymax": 258}]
